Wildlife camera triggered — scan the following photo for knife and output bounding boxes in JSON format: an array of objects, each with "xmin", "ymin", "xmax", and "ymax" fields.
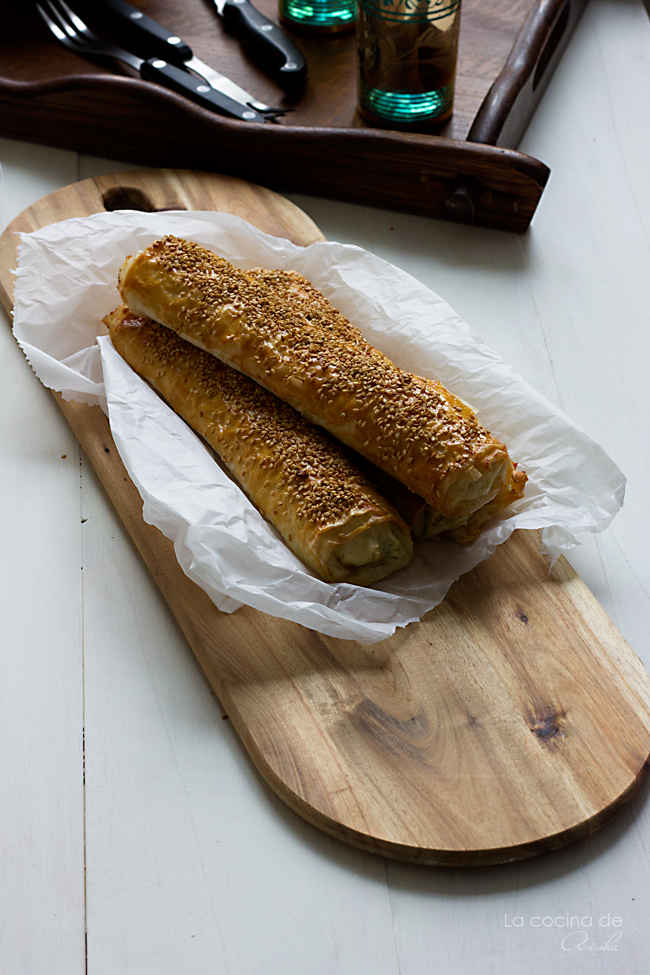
[
  {"xmin": 74, "ymin": 0, "xmax": 296, "ymax": 114},
  {"xmin": 212, "ymin": 0, "xmax": 308, "ymax": 86}
]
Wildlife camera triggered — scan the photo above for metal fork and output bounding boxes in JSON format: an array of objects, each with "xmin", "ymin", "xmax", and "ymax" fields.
[
  {"xmin": 38, "ymin": 0, "xmax": 146, "ymax": 72},
  {"xmin": 36, "ymin": 0, "xmax": 268, "ymax": 122}
]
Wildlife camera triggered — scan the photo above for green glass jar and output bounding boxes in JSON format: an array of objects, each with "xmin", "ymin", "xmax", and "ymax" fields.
[
  {"xmin": 357, "ymin": 0, "xmax": 461, "ymax": 129},
  {"xmin": 279, "ymin": 0, "xmax": 355, "ymax": 34}
]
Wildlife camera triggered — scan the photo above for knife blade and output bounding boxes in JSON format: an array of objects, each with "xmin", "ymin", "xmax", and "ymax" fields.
[
  {"xmin": 73, "ymin": 0, "xmax": 292, "ymax": 114},
  {"xmin": 212, "ymin": 0, "xmax": 308, "ymax": 87}
]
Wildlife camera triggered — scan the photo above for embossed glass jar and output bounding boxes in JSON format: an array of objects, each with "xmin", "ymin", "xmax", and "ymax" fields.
[{"xmin": 357, "ymin": 0, "xmax": 462, "ymax": 129}]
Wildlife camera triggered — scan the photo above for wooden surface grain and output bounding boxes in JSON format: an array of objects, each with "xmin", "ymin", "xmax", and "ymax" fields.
[{"xmin": 2, "ymin": 165, "xmax": 650, "ymax": 867}]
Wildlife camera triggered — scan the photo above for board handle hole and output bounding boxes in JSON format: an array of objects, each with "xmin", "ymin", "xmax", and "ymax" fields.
[
  {"xmin": 101, "ymin": 187, "xmax": 188, "ymax": 213},
  {"xmin": 102, "ymin": 186, "xmax": 155, "ymax": 212}
]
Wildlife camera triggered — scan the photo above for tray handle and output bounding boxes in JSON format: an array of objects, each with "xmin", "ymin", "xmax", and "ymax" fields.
[{"xmin": 467, "ymin": 0, "xmax": 588, "ymax": 149}]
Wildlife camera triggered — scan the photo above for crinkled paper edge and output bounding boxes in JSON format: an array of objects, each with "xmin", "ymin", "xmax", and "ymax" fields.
[{"xmin": 11, "ymin": 209, "xmax": 626, "ymax": 643}]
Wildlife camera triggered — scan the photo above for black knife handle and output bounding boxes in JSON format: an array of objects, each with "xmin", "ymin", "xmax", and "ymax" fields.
[
  {"xmin": 221, "ymin": 0, "xmax": 308, "ymax": 86},
  {"xmin": 86, "ymin": 0, "xmax": 194, "ymax": 62},
  {"xmin": 140, "ymin": 59, "xmax": 265, "ymax": 122}
]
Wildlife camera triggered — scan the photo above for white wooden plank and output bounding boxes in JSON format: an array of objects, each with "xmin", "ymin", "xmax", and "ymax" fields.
[
  {"xmin": 80, "ymin": 459, "xmax": 401, "ymax": 975},
  {"xmin": 77, "ymin": 155, "xmax": 144, "ymax": 182},
  {"xmin": 516, "ymin": 0, "xmax": 650, "ymax": 664},
  {"xmin": 0, "ymin": 137, "xmax": 78, "ymax": 231},
  {"xmin": 385, "ymin": 815, "xmax": 648, "ymax": 975},
  {"xmin": 0, "ymin": 134, "xmax": 86, "ymax": 970},
  {"xmin": 0, "ymin": 316, "xmax": 86, "ymax": 975}
]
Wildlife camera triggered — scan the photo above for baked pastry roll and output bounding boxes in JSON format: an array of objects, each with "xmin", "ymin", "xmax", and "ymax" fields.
[
  {"xmin": 118, "ymin": 236, "xmax": 526, "ymax": 524},
  {"xmin": 248, "ymin": 267, "xmax": 527, "ymax": 543},
  {"xmin": 105, "ymin": 306, "xmax": 413, "ymax": 586}
]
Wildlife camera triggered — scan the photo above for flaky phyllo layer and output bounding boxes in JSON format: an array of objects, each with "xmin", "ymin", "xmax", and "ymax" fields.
[
  {"xmin": 106, "ymin": 306, "xmax": 413, "ymax": 585},
  {"xmin": 118, "ymin": 236, "xmax": 526, "ymax": 546}
]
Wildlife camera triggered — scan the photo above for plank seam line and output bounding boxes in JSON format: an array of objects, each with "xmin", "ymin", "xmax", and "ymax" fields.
[
  {"xmin": 384, "ymin": 858, "xmax": 403, "ymax": 975},
  {"xmin": 81, "ymin": 445, "xmax": 88, "ymax": 975}
]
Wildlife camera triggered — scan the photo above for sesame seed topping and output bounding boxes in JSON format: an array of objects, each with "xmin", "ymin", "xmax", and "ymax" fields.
[
  {"xmin": 109, "ymin": 309, "xmax": 393, "ymax": 531},
  {"xmin": 120, "ymin": 237, "xmax": 519, "ymax": 514}
]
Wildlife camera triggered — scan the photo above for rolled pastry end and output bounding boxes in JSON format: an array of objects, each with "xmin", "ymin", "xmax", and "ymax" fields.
[
  {"xmin": 105, "ymin": 306, "xmax": 413, "ymax": 586},
  {"xmin": 314, "ymin": 514, "xmax": 413, "ymax": 585},
  {"xmin": 358, "ymin": 455, "xmax": 526, "ymax": 544},
  {"xmin": 448, "ymin": 466, "xmax": 528, "ymax": 543}
]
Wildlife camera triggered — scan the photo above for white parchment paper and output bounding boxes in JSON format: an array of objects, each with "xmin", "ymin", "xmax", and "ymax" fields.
[{"xmin": 12, "ymin": 209, "xmax": 625, "ymax": 642}]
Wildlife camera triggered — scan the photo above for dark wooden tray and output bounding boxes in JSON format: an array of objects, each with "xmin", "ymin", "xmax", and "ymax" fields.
[{"xmin": 0, "ymin": 0, "xmax": 587, "ymax": 231}]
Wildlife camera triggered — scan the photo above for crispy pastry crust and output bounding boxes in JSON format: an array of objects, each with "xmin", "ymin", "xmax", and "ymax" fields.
[
  {"xmin": 105, "ymin": 306, "xmax": 413, "ymax": 585},
  {"xmin": 119, "ymin": 236, "xmax": 525, "ymax": 521},
  {"xmin": 239, "ymin": 269, "xmax": 528, "ymax": 542}
]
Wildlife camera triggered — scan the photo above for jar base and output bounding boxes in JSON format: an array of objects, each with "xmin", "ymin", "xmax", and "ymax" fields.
[
  {"xmin": 357, "ymin": 81, "xmax": 455, "ymax": 131},
  {"xmin": 278, "ymin": 0, "xmax": 355, "ymax": 34},
  {"xmin": 357, "ymin": 102, "xmax": 454, "ymax": 132}
]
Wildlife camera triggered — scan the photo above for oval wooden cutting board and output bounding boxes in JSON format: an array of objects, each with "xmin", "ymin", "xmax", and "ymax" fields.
[{"xmin": 2, "ymin": 168, "xmax": 649, "ymax": 866}]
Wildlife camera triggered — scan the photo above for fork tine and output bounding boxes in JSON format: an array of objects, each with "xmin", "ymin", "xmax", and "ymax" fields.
[
  {"xmin": 38, "ymin": 0, "xmax": 143, "ymax": 70},
  {"xmin": 36, "ymin": 3, "xmax": 68, "ymax": 41},
  {"xmin": 39, "ymin": 0, "xmax": 99, "ymax": 44},
  {"xmin": 40, "ymin": 1, "xmax": 80, "ymax": 41},
  {"xmin": 56, "ymin": 0, "xmax": 94, "ymax": 36}
]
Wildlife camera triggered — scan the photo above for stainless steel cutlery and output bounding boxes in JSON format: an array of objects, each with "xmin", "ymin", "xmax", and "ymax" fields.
[
  {"xmin": 37, "ymin": 0, "xmax": 304, "ymax": 123},
  {"xmin": 85, "ymin": 0, "xmax": 308, "ymax": 89}
]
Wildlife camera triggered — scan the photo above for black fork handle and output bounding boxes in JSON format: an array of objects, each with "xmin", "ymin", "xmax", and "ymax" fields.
[{"xmin": 75, "ymin": 0, "xmax": 194, "ymax": 61}]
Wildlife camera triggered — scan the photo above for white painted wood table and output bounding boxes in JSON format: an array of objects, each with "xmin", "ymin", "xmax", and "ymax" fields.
[{"xmin": 2, "ymin": 0, "xmax": 650, "ymax": 971}]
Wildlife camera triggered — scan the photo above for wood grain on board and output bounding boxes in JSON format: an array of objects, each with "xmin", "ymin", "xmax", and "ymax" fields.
[
  {"xmin": 2, "ymin": 168, "xmax": 649, "ymax": 866},
  {"xmin": 0, "ymin": 0, "xmax": 587, "ymax": 231}
]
